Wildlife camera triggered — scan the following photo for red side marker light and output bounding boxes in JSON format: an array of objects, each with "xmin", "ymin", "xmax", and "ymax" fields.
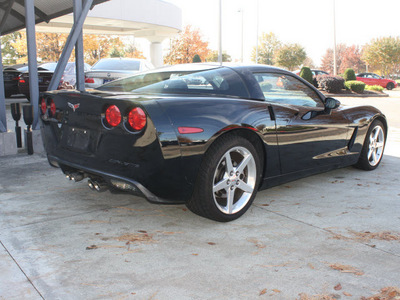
[
  {"xmin": 178, "ymin": 127, "xmax": 204, "ymax": 134},
  {"xmin": 105, "ymin": 105, "xmax": 121, "ymax": 127}
]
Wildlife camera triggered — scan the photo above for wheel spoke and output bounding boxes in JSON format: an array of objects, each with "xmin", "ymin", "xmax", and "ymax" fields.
[
  {"xmin": 213, "ymin": 179, "xmax": 227, "ymax": 193},
  {"xmin": 373, "ymin": 127, "xmax": 381, "ymax": 141},
  {"xmin": 367, "ymin": 148, "xmax": 373, "ymax": 160},
  {"xmin": 224, "ymin": 152, "xmax": 234, "ymax": 174},
  {"xmin": 226, "ymin": 188, "xmax": 234, "ymax": 214},
  {"xmin": 237, "ymin": 180, "xmax": 253, "ymax": 193},
  {"xmin": 371, "ymin": 150, "xmax": 378, "ymax": 164},
  {"xmin": 376, "ymin": 141, "xmax": 384, "ymax": 149},
  {"xmin": 236, "ymin": 154, "xmax": 252, "ymax": 174}
]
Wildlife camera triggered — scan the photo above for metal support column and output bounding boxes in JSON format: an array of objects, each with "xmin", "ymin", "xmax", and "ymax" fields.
[
  {"xmin": 0, "ymin": 0, "xmax": 16, "ymax": 133},
  {"xmin": 25, "ymin": 0, "xmax": 40, "ymax": 130},
  {"xmin": 0, "ymin": 39, "xmax": 6, "ymax": 132},
  {"xmin": 48, "ymin": 0, "xmax": 93, "ymax": 91},
  {"xmin": 74, "ymin": 0, "xmax": 85, "ymax": 91}
]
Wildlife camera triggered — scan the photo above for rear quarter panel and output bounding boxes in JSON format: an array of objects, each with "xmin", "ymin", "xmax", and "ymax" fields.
[{"xmin": 153, "ymin": 96, "xmax": 279, "ymax": 189}]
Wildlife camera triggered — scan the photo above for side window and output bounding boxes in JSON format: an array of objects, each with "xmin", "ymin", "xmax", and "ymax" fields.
[{"xmin": 253, "ymin": 73, "xmax": 323, "ymax": 108}]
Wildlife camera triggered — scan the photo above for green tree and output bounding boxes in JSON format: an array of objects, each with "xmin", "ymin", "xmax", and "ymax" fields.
[
  {"xmin": 206, "ymin": 50, "xmax": 232, "ymax": 62},
  {"xmin": 275, "ymin": 43, "xmax": 307, "ymax": 71},
  {"xmin": 251, "ymin": 32, "xmax": 281, "ymax": 65},
  {"xmin": 363, "ymin": 36, "xmax": 400, "ymax": 77},
  {"xmin": 1, "ymin": 32, "xmax": 22, "ymax": 65}
]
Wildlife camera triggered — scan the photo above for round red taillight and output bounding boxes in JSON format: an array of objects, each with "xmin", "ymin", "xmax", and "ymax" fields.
[
  {"xmin": 49, "ymin": 99, "xmax": 56, "ymax": 117},
  {"xmin": 128, "ymin": 107, "xmax": 146, "ymax": 131},
  {"xmin": 40, "ymin": 98, "xmax": 47, "ymax": 115},
  {"xmin": 105, "ymin": 105, "xmax": 121, "ymax": 127}
]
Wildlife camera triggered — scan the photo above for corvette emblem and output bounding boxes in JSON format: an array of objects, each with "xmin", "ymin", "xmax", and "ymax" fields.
[{"xmin": 68, "ymin": 102, "xmax": 80, "ymax": 112}]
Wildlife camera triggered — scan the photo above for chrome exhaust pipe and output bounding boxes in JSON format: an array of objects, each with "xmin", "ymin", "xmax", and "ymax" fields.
[
  {"xmin": 70, "ymin": 172, "xmax": 85, "ymax": 182},
  {"xmin": 88, "ymin": 179, "xmax": 95, "ymax": 190},
  {"xmin": 88, "ymin": 178, "xmax": 108, "ymax": 192}
]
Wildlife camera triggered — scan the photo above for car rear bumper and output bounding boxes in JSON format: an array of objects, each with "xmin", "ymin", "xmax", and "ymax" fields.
[{"xmin": 47, "ymin": 154, "xmax": 185, "ymax": 205}]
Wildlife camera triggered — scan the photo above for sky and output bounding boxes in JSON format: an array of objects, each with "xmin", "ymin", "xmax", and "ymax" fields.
[{"xmin": 162, "ymin": 0, "xmax": 400, "ymax": 67}]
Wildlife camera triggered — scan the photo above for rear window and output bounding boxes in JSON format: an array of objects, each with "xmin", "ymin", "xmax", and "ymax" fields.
[
  {"xmin": 98, "ymin": 67, "xmax": 249, "ymax": 98},
  {"xmin": 92, "ymin": 59, "xmax": 141, "ymax": 71}
]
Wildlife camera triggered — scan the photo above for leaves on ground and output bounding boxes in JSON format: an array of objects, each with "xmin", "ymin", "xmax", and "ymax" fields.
[
  {"xmin": 361, "ymin": 286, "xmax": 400, "ymax": 300},
  {"xmin": 297, "ymin": 293, "xmax": 337, "ymax": 300},
  {"xmin": 329, "ymin": 230, "xmax": 400, "ymax": 242},
  {"xmin": 349, "ymin": 230, "xmax": 400, "ymax": 242},
  {"xmin": 329, "ymin": 263, "xmax": 364, "ymax": 276},
  {"xmin": 86, "ymin": 245, "xmax": 98, "ymax": 250},
  {"xmin": 334, "ymin": 283, "xmax": 342, "ymax": 291},
  {"xmin": 259, "ymin": 288, "xmax": 267, "ymax": 296}
]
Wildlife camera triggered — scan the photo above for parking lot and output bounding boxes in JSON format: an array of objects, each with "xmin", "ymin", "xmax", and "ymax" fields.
[{"xmin": 1, "ymin": 93, "xmax": 400, "ymax": 299}]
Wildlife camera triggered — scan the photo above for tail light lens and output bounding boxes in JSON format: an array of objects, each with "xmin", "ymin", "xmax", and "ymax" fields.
[
  {"xmin": 85, "ymin": 77, "xmax": 95, "ymax": 84},
  {"xmin": 105, "ymin": 105, "xmax": 121, "ymax": 127},
  {"xmin": 49, "ymin": 99, "xmax": 56, "ymax": 117},
  {"xmin": 19, "ymin": 76, "xmax": 25, "ymax": 84},
  {"xmin": 40, "ymin": 97, "xmax": 47, "ymax": 115},
  {"xmin": 127, "ymin": 107, "xmax": 146, "ymax": 131}
]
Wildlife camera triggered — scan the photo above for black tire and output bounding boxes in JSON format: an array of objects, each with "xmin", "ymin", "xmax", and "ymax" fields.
[
  {"xmin": 186, "ymin": 134, "xmax": 262, "ymax": 222},
  {"xmin": 386, "ymin": 82, "xmax": 394, "ymax": 90},
  {"xmin": 354, "ymin": 120, "xmax": 386, "ymax": 170}
]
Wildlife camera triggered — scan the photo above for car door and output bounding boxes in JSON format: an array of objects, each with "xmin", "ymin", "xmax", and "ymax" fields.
[{"xmin": 253, "ymin": 72, "xmax": 351, "ymax": 175}]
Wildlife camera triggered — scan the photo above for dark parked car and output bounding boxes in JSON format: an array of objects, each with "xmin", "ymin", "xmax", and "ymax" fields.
[
  {"xmin": 3, "ymin": 64, "xmax": 28, "ymax": 97},
  {"xmin": 18, "ymin": 62, "xmax": 91, "ymax": 100},
  {"xmin": 39, "ymin": 64, "xmax": 387, "ymax": 222},
  {"xmin": 356, "ymin": 73, "xmax": 397, "ymax": 90},
  {"xmin": 84, "ymin": 58, "xmax": 154, "ymax": 88}
]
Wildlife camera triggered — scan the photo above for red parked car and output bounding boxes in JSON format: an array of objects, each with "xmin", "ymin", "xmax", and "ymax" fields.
[{"xmin": 356, "ymin": 73, "xmax": 397, "ymax": 90}]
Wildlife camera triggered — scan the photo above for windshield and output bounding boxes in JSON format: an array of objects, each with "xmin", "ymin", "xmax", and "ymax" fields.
[
  {"xmin": 92, "ymin": 59, "xmax": 141, "ymax": 71},
  {"xmin": 38, "ymin": 62, "xmax": 58, "ymax": 71},
  {"xmin": 98, "ymin": 67, "xmax": 249, "ymax": 98}
]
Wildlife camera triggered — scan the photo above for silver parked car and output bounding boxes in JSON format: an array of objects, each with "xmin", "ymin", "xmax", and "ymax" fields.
[{"xmin": 84, "ymin": 58, "xmax": 154, "ymax": 88}]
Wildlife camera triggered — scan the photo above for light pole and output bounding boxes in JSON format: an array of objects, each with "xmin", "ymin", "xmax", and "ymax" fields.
[
  {"xmin": 255, "ymin": 0, "xmax": 259, "ymax": 64},
  {"xmin": 333, "ymin": 0, "xmax": 337, "ymax": 75},
  {"xmin": 238, "ymin": 8, "xmax": 244, "ymax": 63},
  {"xmin": 218, "ymin": 0, "xmax": 222, "ymax": 65}
]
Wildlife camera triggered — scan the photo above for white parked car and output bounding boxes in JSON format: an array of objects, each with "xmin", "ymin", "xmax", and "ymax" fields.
[{"xmin": 85, "ymin": 58, "xmax": 154, "ymax": 88}]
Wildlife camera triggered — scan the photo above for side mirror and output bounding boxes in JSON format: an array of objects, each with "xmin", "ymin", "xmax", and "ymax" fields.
[{"xmin": 325, "ymin": 97, "xmax": 340, "ymax": 113}]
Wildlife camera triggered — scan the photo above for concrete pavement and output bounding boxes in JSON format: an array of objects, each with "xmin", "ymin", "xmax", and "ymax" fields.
[{"xmin": 0, "ymin": 95, "xmax": 399, "ymax": 299}]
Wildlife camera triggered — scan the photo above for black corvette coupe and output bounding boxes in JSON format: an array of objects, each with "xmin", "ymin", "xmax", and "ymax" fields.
[{"xmin": 39, "ymin": 64, "xmax": 387, "ymax": 222}]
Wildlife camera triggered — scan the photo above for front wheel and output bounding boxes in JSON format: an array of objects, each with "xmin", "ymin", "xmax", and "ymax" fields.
[
  {"xmin": 186, "ymin": 134, "xmax": 262, "ymax": 222},
  {"xmin": 354, "ymin": 120, "xmax": 386, "ymax": 170},
  {"xmin": 386, "ymin": 82, "xmax": 394, "ymax": 90}
]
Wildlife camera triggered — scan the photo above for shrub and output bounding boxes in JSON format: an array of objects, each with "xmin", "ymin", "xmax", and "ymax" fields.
[
  {"xmin": 299, "ymin": 67, "xmax": 313, "ymax": 84},
  {"xmin": 260, "ymin": 82, "xmax": 273, "ymax": 92},
  {"xmin": 343, "ymin": 68, "xmax": 356, "ymax": 81},
  {"xmin": 345, "ymin": 80, "xmax": 365, "ymax": 93},
  {"xmin": 192, "ymin": 54, "xmax": 201, "ymax": 63},
  {"xmin": 365, "ymin": 85, "xmax": 384, "ymax": 92},
  {"xmin": 317, "ymin": 75, "xmax": 345, "ymax": 93}
]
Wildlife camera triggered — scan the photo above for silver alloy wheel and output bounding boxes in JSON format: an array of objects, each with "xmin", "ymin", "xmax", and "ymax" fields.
[
  {"xmin": 212, "ymin": 146, "xmax": 257, "ymax": 215},
  {"xmin": 368, "ymin": 125, "xmax": 385, "ymax": 166}
]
